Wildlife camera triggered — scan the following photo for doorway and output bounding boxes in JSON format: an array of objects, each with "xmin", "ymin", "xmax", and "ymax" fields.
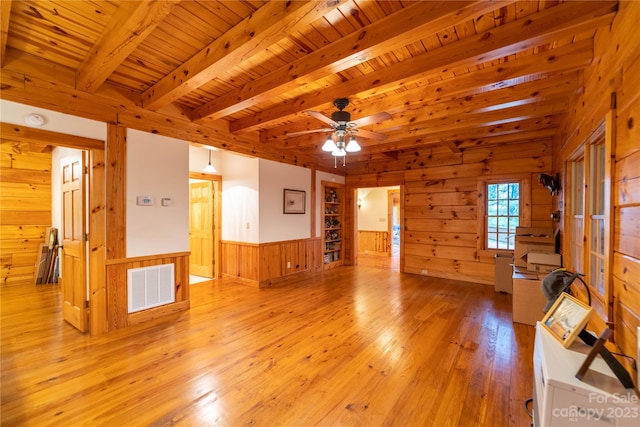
[
  {"xmin": 356, "ymin": 186, "xmax": 401, "ymax": 271},
  {"xmin": 0, "ymin": 122, "xmax": 106, "ymax": 335},
  {"xmin": 389, "ymin": 189, "xmax": 401, "ymax": 258},
  {"xmin": 189, "ymin": 173, "xmax": 221, "ymax": 284}
]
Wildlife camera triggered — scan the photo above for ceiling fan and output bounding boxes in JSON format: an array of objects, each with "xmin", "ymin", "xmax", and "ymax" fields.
[{"xmin": 287, "ymin": 98, "xmax": 392, "ymax": 166}]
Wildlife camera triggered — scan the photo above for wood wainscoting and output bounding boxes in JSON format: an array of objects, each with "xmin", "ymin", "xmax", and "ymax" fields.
[
  {"xmin": 221, "ymin": 238, "xmax": 320, "ymax": 287},
  {"xmin": 358, "ymin": 230, "xmax": 390, "ymax": 256},
  {"xmin": 105, "ymin": 252, "xmax": 190, "ymax": 331}
]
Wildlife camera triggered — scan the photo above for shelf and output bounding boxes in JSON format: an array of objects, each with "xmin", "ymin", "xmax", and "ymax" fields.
[{"xmin": 322, "ymin": 181, "xmax": 344, "ymax": 270}]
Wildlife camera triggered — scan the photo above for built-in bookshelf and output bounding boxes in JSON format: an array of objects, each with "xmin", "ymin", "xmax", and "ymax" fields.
[{"xmin": 322, "ymin": 182, "xmax": 344, "ymax": 270}]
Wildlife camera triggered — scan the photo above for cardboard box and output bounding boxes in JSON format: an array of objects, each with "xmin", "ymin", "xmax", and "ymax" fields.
[
  {"xmin": 514, "ymin": 242, "xmax": 555, "ymax": 267},
  {"xmin": 513, "ymin": 228, "xmax": 556, "ymax": 267},
  {"xmin": 526, "ymin": 263, "xmax": 560, "ymax": 274},
  {"xmin": 512, "ymin": 272, "xmax": 547, "ymax": 326},
  {"xmin": 527, "ymin": 252, "xmax": 562, "ymax": 266},
  {"xmin": 495, "ymin": 253, "xmax": 513, "ymax": 293},
  {"xmin": 526, "ymin": 252, "xmax": 561, "ymax": 273}
]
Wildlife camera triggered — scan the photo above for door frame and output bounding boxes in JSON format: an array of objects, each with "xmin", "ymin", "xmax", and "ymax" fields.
[
  {"xmin": 0, "ymin": 122, "xmax": 106, "ymax": 335},
  {"xmin": 388, "ymin": 189, "xmax": 400, "ymax": 257},
  {"xmin": 189, "ymin": 172, "xmax": 222, "ymax": 279},
  {"xmin": 350, "ymin": 185, "xmax": 404, "ymax": 268}
]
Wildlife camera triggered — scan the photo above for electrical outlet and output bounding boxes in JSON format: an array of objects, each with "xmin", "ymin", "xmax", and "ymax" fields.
[
  {"xmin": 287, "ymin": 261, "xmax": 291, "ymax": 268},
  {"xmin": 420, "ymin": 269, "xmax": 428, "ymax": 276}
]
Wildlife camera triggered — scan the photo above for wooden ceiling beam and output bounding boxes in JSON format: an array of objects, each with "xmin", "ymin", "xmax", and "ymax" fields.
[
  {"xmin": 0, "ymin": 0, "xmax": 11, "ymax": 67},
  {"xmin": 289, "ymin": 118, "xmax": 560, "ymax": 156},
  {"xmin": 75, "ymin": 0, "xmax": 179, "ymax": 93},
  {"xmin": 231, "ymin": 1, "xmax": 616, "ymax": 133},
  {"xmin": 1, "ymin": 122, "xmax": 104, "ymax": 150},
  {"xmin": 261, "ymin": 70, "xmax": 581, "ymax": 142},
  {"xmin": 264, "ymin": 37, "xmax": 592, "ymax": 139},
  {"xmin": 375, "ymin": 121, "xmax": 561, "ymax": 153},
  {"xmin": 383, "ymin": 97, "xmax": 570, "ymax": 141},
  {"xmin": 142, "ymin": 0, "xmax": 347, "ymax": 110},
  {"xmin": 190, "ymin": 0, "xmax": 511, "ymax": 122}
]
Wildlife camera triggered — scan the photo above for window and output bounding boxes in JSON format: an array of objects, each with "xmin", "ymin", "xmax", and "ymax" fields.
[
  {"xmin": 477, "ymin": 175, "xmax": 530, "ymax": 255},
  {"xmin": 568, "ymin": 159, "xmax": 584, "ymax": 274},
  {"xmin": 486, "ymin": 182, "xmax": 520, "ymax": 250},
  {"xmin": 588, "ymin": 143, "xmax": 606, "ymax": 297},
  {"xmin": 565, "ymin": 114, "xmax": 612, "ymax": 320}
]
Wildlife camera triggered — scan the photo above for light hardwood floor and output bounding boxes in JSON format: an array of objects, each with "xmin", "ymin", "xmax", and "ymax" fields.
[{"xmin": 1, "ymin": 266, "xmax": 535, "ymax": 426}]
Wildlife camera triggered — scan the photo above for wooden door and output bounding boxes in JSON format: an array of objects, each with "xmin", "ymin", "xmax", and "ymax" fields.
[
  {"xmin": 189, "ymin": 181, "xmax": 214, "ymax": 277},
  {"xmin": 61, "ymin": 154, "xmax": 88, "ymax": 332}
]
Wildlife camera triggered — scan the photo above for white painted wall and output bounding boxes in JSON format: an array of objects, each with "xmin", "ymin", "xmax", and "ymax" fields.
[
  {"xmin": 0, "ymin": 100, "xmax": 106, "ymax": 140},
  {"xmin": 220, "ymin": 151, "xmax": 260, "ymax": 243},
  {"xmin": 2, "ymin": 100, "xmax": 345, "ymax": 255},
  {"xmin": 126, "ymin": 129, "xmax": 189, "ymax": 257},
  {"xmin": 357, "ymin": 187, "xmax": 398, "ymax": 231},
  {"xmin": 258, "ymin": 159, "xmax": 311, "ymax": 243}
]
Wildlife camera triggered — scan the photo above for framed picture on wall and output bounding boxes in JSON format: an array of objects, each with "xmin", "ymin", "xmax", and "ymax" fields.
[
  {"xmin": 541, "ymin": 292, "xmax": 593, "ymax": 348},
  {"xmin": 283, "ymin": 189, "xmax": 305, "ymax": 214}
]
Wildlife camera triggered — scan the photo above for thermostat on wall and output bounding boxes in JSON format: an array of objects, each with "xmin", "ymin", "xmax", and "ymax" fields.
[{"xmin": 136, "ymin": 196, "xmax": 154, "ymax": 206}]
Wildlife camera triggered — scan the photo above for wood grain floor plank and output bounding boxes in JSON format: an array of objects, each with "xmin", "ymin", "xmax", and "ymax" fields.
[{"xmin": 1, "ymin": 266, "xmax": 535, "ymax": 426}]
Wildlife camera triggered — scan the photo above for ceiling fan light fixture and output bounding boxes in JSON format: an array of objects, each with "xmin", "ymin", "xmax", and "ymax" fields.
[
  {"xmin": 332, "ymin": 147, "xmax": 346, "ymax": 157},
  {"xmin": 345, "ymin": 136, "xmax": 360, "ymax": 152},
  {"xmin": 322, "ymin": 137, "xmax": 338, "ymax": 152}
]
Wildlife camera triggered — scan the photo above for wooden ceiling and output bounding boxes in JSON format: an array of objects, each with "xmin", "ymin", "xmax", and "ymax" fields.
[{"xmin": 0, "ymin": 1, "xmax": 618, "ymax": 174}]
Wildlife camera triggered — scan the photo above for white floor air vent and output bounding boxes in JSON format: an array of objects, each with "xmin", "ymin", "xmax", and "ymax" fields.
[{"xmin": 127, "ymin": 264, "xmax": 175, "ymax": 313}]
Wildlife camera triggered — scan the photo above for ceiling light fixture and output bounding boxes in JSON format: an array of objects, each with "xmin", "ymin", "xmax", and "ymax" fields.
[
  {"xmin": 321, "ymin": 129, "xmax": 361, "ymax": 168},
  {"xmin": 203, "ymin": 149, "xmax": 216, "ymax": 173}
]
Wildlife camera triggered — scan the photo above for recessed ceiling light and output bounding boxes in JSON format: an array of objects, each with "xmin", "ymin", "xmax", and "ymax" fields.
[{"xmin": 25, "ymin": 113, "xmax": 46, "ymax": 127}]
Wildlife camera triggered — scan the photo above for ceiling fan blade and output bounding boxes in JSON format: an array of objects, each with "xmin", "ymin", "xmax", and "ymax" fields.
[
  {"xmin": 305, "ymin": 110, "xmax": 337, "ymax": 126},
  {"xmin": 355, "ymin": 129, "xmax": 388, "ymax": 141},
  {"xmin": 286, "ymin": 128, "xmax": 333, "ymax": 138},
  {"xmin": 351, "ymin": 112, "xmax": 392, "ymax": 127}
]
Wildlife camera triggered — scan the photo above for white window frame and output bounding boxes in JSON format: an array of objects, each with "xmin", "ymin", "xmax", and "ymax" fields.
[
  {"xmin": 477, "ymin": 174, "xmax": 531, "ymax": 257},
  {"xmin": 564, "ymin": 112, "xmax": 614, "ymax": 321}
]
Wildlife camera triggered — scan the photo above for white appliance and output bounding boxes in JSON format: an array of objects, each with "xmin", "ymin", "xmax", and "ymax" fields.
[{"xmin": 533, "ymin": 323, "xmax": 639, "ymax": 426}]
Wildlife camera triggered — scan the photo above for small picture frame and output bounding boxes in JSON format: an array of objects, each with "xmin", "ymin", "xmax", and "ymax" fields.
[
  {"xmin": 283, "ymin": 189, "xmax": 305, "ymax": 214},
  {"xmin": 541, "ymin": 293, "xmax": 594, "ymax": 348}
]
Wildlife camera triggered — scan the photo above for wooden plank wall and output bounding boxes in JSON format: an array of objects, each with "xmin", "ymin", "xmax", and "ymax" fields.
[
  {"xmin": 358, "ymin": 230, "xmax": 390, "ymax": 255},
  {"xmin": 0, "ymin": 140, "xmax": 51, "ymax": 286},
  {"xmin": 346, "ymin": 140, "xmax": 553, "ymax": 285},
  {"xmin": 555, "ymin": 0, "xmax": 640, "ymax": 379},
  {"xmin": 221, "ymin": 238, "xmax": 317, "ymax": 287}
]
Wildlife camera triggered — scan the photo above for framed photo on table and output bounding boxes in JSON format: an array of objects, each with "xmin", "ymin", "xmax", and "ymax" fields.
[
  {"xmin": 541, "ymin": 292, "xmax": 593, "ymax": 348},
  {"xmin": 283, "ymin": 189, "xmax": 305, "ymax": 214}
]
